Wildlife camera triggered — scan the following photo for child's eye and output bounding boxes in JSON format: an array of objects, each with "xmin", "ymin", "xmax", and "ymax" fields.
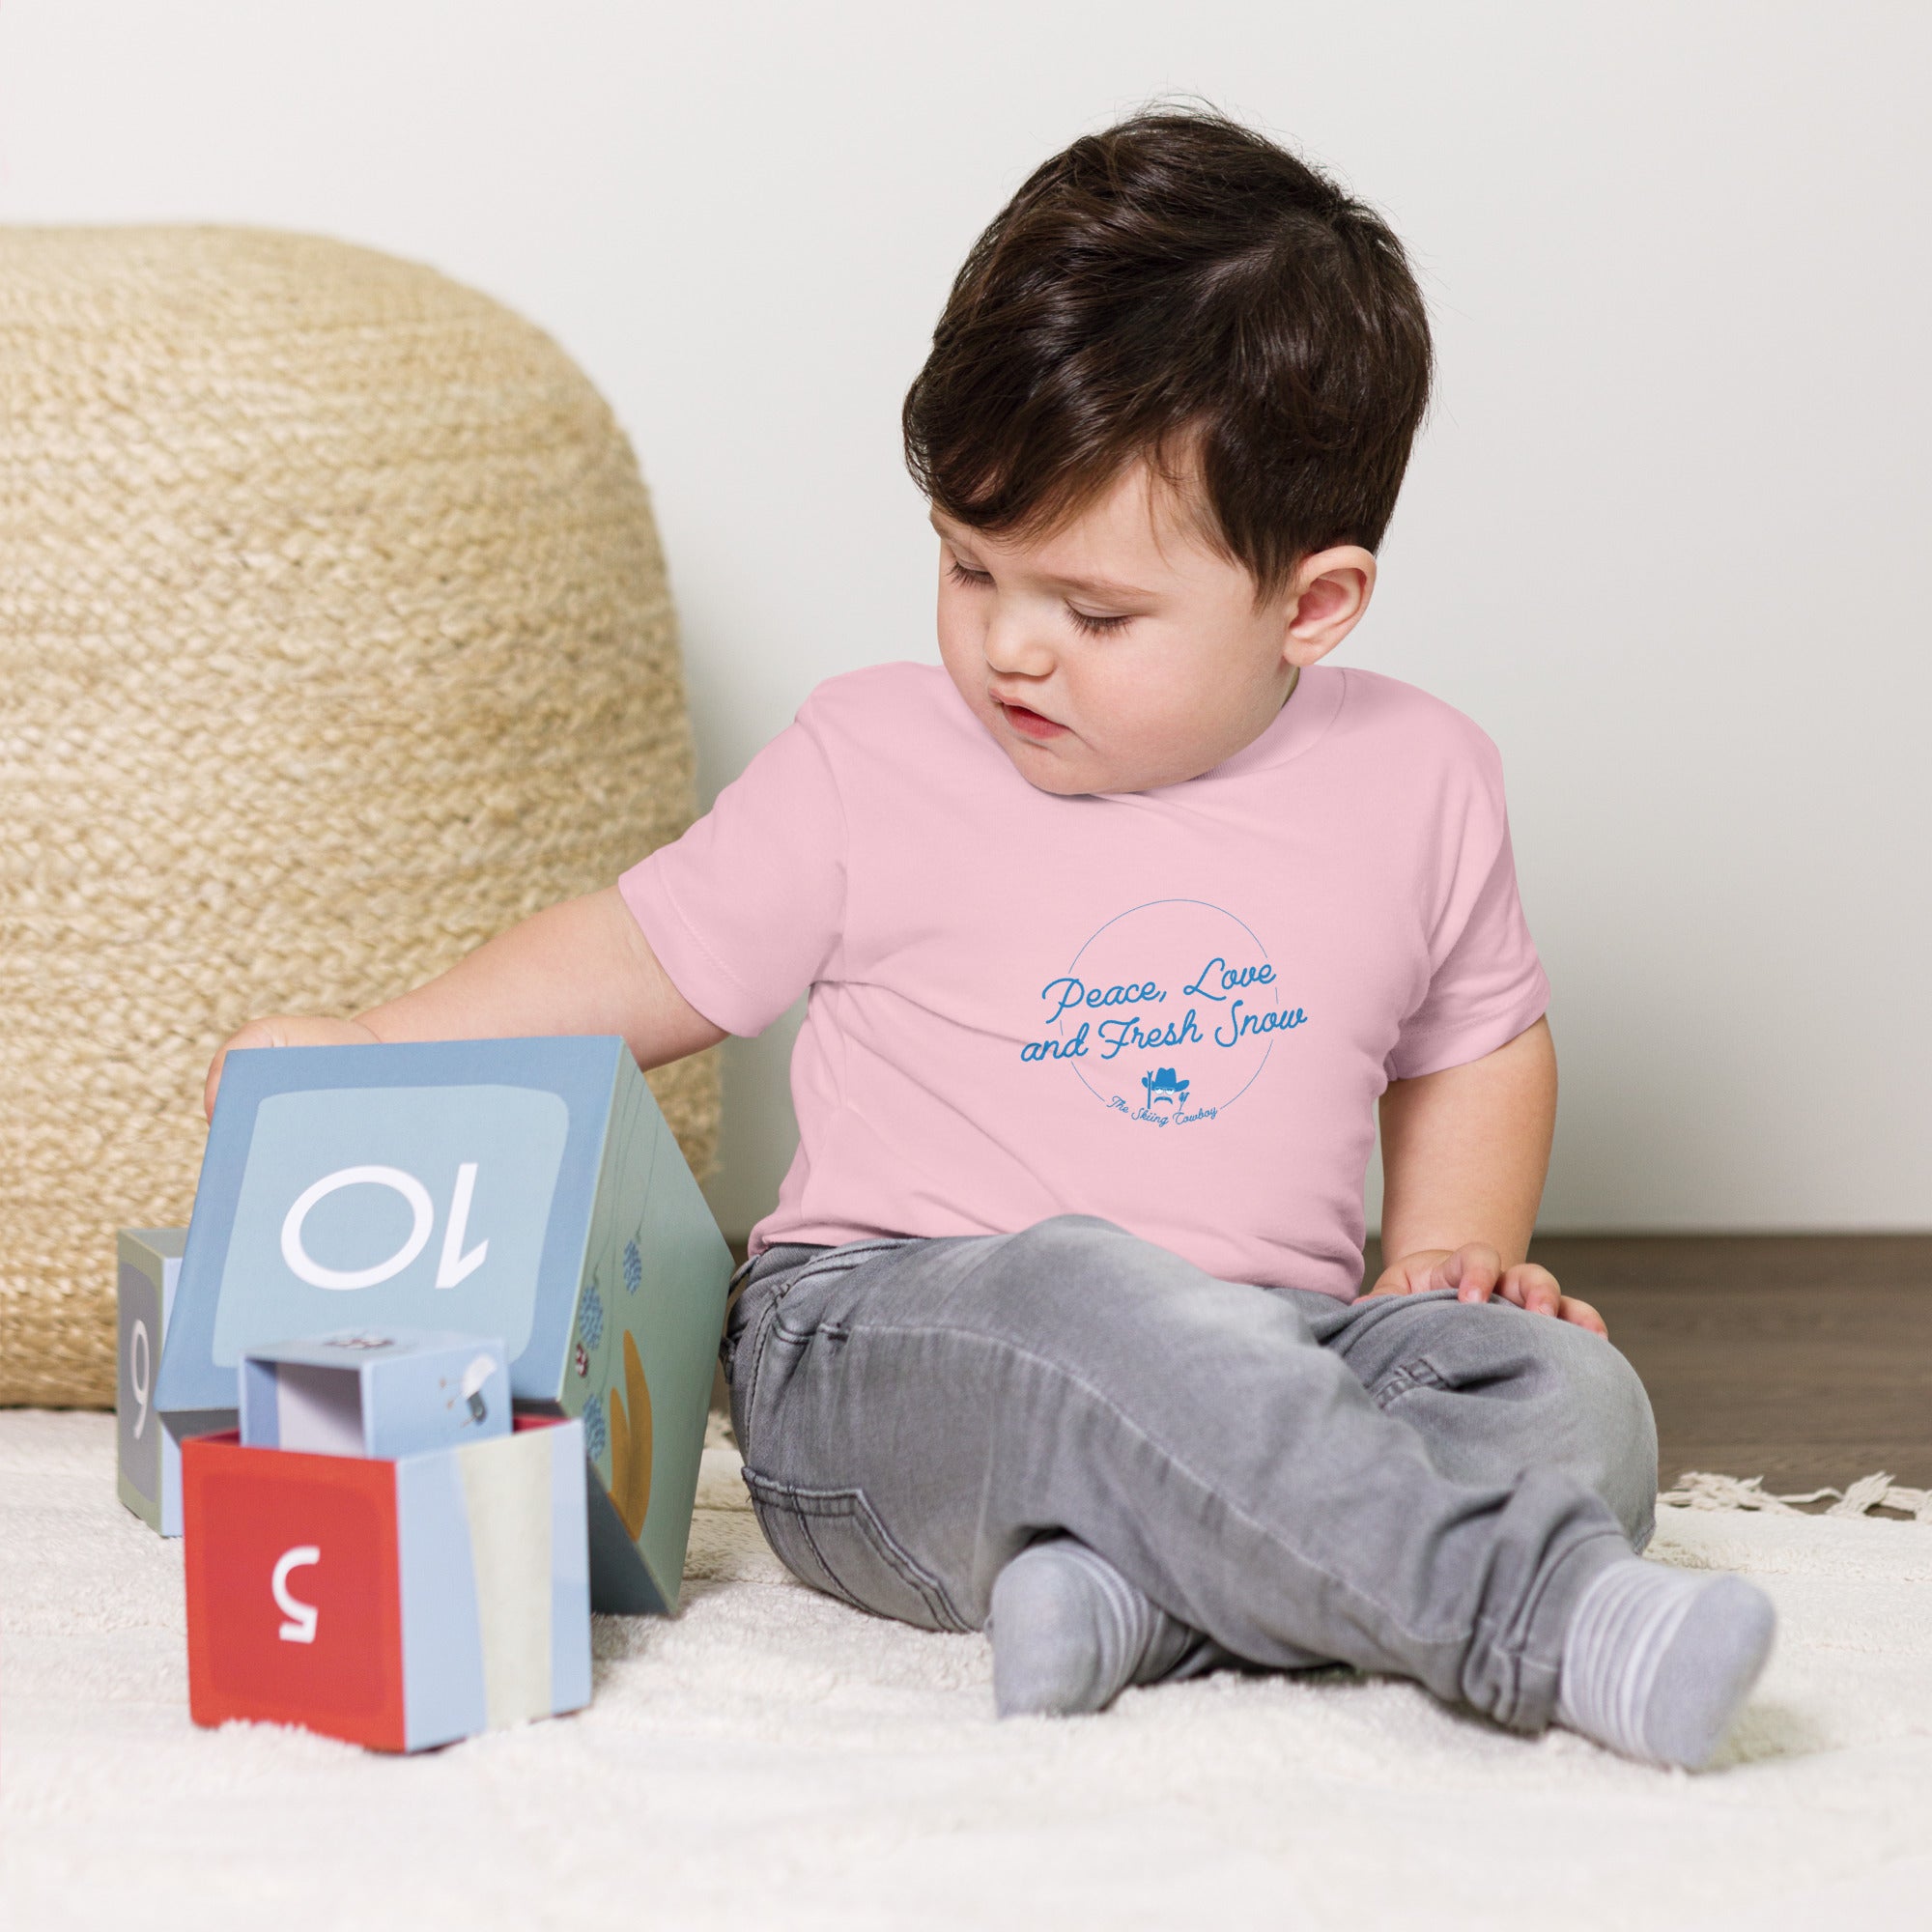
[
  {"xmin": 947, "ymin": 559, "xmax": 992, "ymax": 589},
  {"xmin": 1068, "ymin": 606, "xmax": 1133, "ymax": 637}
]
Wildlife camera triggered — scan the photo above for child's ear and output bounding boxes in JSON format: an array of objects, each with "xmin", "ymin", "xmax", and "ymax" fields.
[{"xmin": 1278, "ymin": 545, "xmax": 1377, "ymax": 669}]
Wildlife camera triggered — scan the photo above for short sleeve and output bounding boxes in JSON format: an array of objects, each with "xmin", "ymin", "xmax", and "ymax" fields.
[
  {"xmin": 1386, "ymin": 760, "xmax": 1550, "ymax": 1082},
  {"xmin": 617, "ymin": 711, "xmax": 846, "ymax": 1037}
]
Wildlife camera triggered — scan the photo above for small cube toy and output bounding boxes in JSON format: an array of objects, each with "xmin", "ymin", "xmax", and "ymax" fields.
[
  {"xmin": 240, "ymin": 1330, "xmax": 510, "ymax": 1460},
  {"xmin": 155, "ymin": 1037, "xmax": 734, "ymax": 1612},
  {"xmin": 117, "ymin": 1228, "xmax": 207, "ymax": 1535},
  {"xmin": 184, "ymin": 1414, "xmax": 590, "ymax": 1751}
]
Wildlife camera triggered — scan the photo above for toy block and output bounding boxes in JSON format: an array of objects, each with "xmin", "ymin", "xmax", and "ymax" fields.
[
  {"xmin": 117, "ymin": 1228, "xmax": 226, "ymax": 1535},
  {"xmin": 155, "ymin": 1037, "xmax": 731, "ymax": 1613},
  {"xmin": 240, "ymin": 1330, "xmax": 510, "ymax": 1460},
  {"xmin": 184, "ymin": 1414, "xmax": 591, "ymax": 1751}
]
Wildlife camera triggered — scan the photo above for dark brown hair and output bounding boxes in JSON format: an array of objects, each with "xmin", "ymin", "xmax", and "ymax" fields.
[{"xmin": 903, "ymin": 108, "xmax": 1433, "ymax": 597}]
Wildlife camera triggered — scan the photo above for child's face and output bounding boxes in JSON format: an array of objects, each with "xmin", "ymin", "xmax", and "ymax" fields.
[{"xmin": 933, "ymin": 463, "xmax": 1375, "ymax": 795}]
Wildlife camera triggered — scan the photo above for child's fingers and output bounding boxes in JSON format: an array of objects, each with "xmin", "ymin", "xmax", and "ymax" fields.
[
  {"xmin": 1558, "ymin": 1294, "xmax": 1609, "ymax": 1337},
  {"xmin": 202, "ymin": 1020, "xmax": 275, "ymax": 1121},
  {"xmin": 203, "ymin": 1014, "xmax": 376, "ymax": 1120},
  {"xmin": 1498, "ymin": 1264, "xmax": 1563, "ymax": 1318},
  {"xmin": 1437, "ymin": 1243, "xmax": 1501, "ymax": 1302},
  {"xmin": 1365, "ymin": 1266, "xmax": 1423, "ymax": 1297}
]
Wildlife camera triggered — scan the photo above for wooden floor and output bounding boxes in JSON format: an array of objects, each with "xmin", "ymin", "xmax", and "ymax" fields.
[
  {"xmin": 1520, "ymin": 1236, "xmax": 1932, "ymax": 1493},
  {"xmin": 727, "ymin": 1236, "xmax": 1932, "ymax": 1493},
  {"xmin": 1365, "ymin": 1235, "xmax": 1932, "ymax": 1492}
]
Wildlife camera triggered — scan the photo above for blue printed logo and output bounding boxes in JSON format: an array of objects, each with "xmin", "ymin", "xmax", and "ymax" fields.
[
  {"xmin": 1141, "ymin": 1066, "xmax": 1189, "ymax": 1111},
  {"xmin": 1020, "ymin": 898, "xmax": 1307, "ymax": 1127}
]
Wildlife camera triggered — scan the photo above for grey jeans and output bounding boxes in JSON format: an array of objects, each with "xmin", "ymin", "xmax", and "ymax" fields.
[{"xmin": 723, "ymin": 1213, "xmax": 1658, "ymax": 1731}]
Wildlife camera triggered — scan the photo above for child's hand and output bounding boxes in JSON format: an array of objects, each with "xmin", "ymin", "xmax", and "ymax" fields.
[
  {"xmin": 1368, "ymin": 1244, "xmax": 1607, "ymax": 1336},
  {"xmin": 204, "ymin": 1015, "xmax": 381, "ymax": 1122}
]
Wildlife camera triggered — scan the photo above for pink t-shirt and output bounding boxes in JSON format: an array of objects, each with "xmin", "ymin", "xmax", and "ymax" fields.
[{"xmin": 619, "ymin": 661, "xmax": 1548, "ymax": 1302}]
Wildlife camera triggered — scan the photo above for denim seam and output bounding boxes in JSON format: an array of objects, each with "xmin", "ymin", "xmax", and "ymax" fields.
[
  {"xmin": 739, "ymin": 1294, "xmax": 791, "ymax": 1446},
  {"xmin": 822, "ymin": 1490, "xmax": 963, "ymax": 1630},
  {"xmin": 1370, "ymin": 1357, "xmax": 1445, "ymax": 1410},
  {"xmin": 746, "ymin": 1490, "xmax": 858, "ymax": 1609},
  {"xmin": 769, "ymin": 1243, "xmax": 910, "ymax": 1302},
  {"xmin": 1466, "ymin": 1524, "xmax": 1626, "ymax": 1727},
  {"xmin": 738, "ymin": 1469, "xmax": 857, "ymax": 1608},
  {"xmin": 743, "ymin": 1471, "xmax": 969, "ymax": 1632},
  {"xmin": 787, "ymin": 1506, "xmax": 871, "ymax": 1617},
  {"xmin": 734, "ymin": 1242, "xmax": 918, "ymax": 1453}
]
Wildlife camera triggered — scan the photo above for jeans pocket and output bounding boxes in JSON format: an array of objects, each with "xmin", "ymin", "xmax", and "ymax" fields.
[{"xmin": 740, "ymin": 1470, "xmax": 968, "ymax": 1633}]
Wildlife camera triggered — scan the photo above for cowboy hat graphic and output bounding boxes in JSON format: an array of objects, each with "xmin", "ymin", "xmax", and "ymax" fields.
[{"xmin": 1142, "ymin": 1066, "xmax": 1189, "ymax": 1110}]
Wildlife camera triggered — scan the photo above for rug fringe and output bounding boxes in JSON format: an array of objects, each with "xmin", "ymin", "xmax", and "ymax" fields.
[{"xmin": 1660, "ymin": 1470, "xmax": 1932, "ymax": 1522}]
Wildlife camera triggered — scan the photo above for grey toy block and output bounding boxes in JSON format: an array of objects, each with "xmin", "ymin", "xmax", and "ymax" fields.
[{"xmin": 117, "ymin": 1229, "xmax": 223, "ymax": 1535}]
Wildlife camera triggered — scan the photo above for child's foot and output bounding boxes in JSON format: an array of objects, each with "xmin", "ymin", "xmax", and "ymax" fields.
[
  {"xmin": 987, "ymin": 1537, "xmax": 1198, "ymax": 1718},
  {"xmin": 1554, "ymin": 1558, "xmax": 1776, "ymax": 1770}
]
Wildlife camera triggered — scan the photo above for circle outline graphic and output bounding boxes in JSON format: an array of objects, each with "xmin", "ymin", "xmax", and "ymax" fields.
[{"xmin": 1058, "ymin": 896, "xmax": 1279, "ymax": 1117}]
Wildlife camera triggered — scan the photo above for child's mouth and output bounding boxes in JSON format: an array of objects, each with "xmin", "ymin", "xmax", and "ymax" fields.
[{"xmin": 998, "ymin": 699, "xmax": 1068, "ymax": 742}]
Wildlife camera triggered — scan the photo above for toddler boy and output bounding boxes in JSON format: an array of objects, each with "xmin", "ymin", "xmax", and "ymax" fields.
[{"xmin": 210, "ymin": 111, "xmax": 1774, "ymax": 1767}]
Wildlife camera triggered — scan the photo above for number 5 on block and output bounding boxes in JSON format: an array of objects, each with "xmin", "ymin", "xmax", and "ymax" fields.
[{"xmin": 272, "ymin": 1546, "xmax": 321, "ymax": 1642}]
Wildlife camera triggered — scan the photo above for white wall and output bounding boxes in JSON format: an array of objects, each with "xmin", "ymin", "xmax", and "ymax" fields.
[{"xmin": 6, "ymin": 1, "xmax": 1927, "ymax": 1237}]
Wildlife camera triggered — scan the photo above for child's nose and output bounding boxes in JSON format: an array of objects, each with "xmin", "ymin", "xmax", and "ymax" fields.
[{"xmin": 982, "ymin": 613, "xmax": 1056, "ymax": 679}]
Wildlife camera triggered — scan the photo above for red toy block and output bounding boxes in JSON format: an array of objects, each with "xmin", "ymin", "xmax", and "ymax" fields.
[
  {"xmin": 184, "ymin": 1432, "xmax": 406, "ymax": 1748},
  {"xmin": 183, "ymin": 1417, "xmax": 590, "ymax": 1752}
]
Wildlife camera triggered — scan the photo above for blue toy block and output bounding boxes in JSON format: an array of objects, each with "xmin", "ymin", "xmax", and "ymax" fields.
[
  {"xmin": 185, "ymin": 1415, "xmax": 591, "ymax": 1751},
  {"xmin": 155, "ymin": 1037, "xmax": 732, "ymax": 1612},
  {"xmin": 117, "ymin": 1228, "xmax": 224, "ymax": 1536},
  {"xmin": 240, "ymin": 1330, "xmax": 510, "ymax": 1460}
]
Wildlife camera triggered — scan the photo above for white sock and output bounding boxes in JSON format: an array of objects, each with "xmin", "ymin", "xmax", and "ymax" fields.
[
  {"xmin": 987, "ymin": 1538, "xmax": 1197, "ymax": 1719},
  {"xmin": 1554, "ymin": 1558, "xmax": 1775, "ymax": 1770}
]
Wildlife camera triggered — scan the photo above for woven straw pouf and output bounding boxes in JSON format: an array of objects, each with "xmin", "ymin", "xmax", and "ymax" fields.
[{"xmin": 0, "ymin": 227, "xmax": 722, "ymax": 1406}]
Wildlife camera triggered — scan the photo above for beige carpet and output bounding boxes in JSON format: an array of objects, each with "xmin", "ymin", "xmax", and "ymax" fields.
[{"xmin": 4, "ymin": 1411, "xmax": 1930, "ymax": 1931}]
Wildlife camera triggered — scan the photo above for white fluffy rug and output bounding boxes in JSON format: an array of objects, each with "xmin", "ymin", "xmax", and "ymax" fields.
[{"xmin": 5, "ymin": 1411, "xmax": 1931, "ymax": 1931}]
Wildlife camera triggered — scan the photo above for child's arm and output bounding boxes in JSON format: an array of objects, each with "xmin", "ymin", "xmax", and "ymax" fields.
[
  {"xmin": 1368, "ymin": 1016, "xmax": 1605, "ymax": 1333},
  {"xmin": 202, "ymin": 886, "xmax": 726, "ymax": 1121}
]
